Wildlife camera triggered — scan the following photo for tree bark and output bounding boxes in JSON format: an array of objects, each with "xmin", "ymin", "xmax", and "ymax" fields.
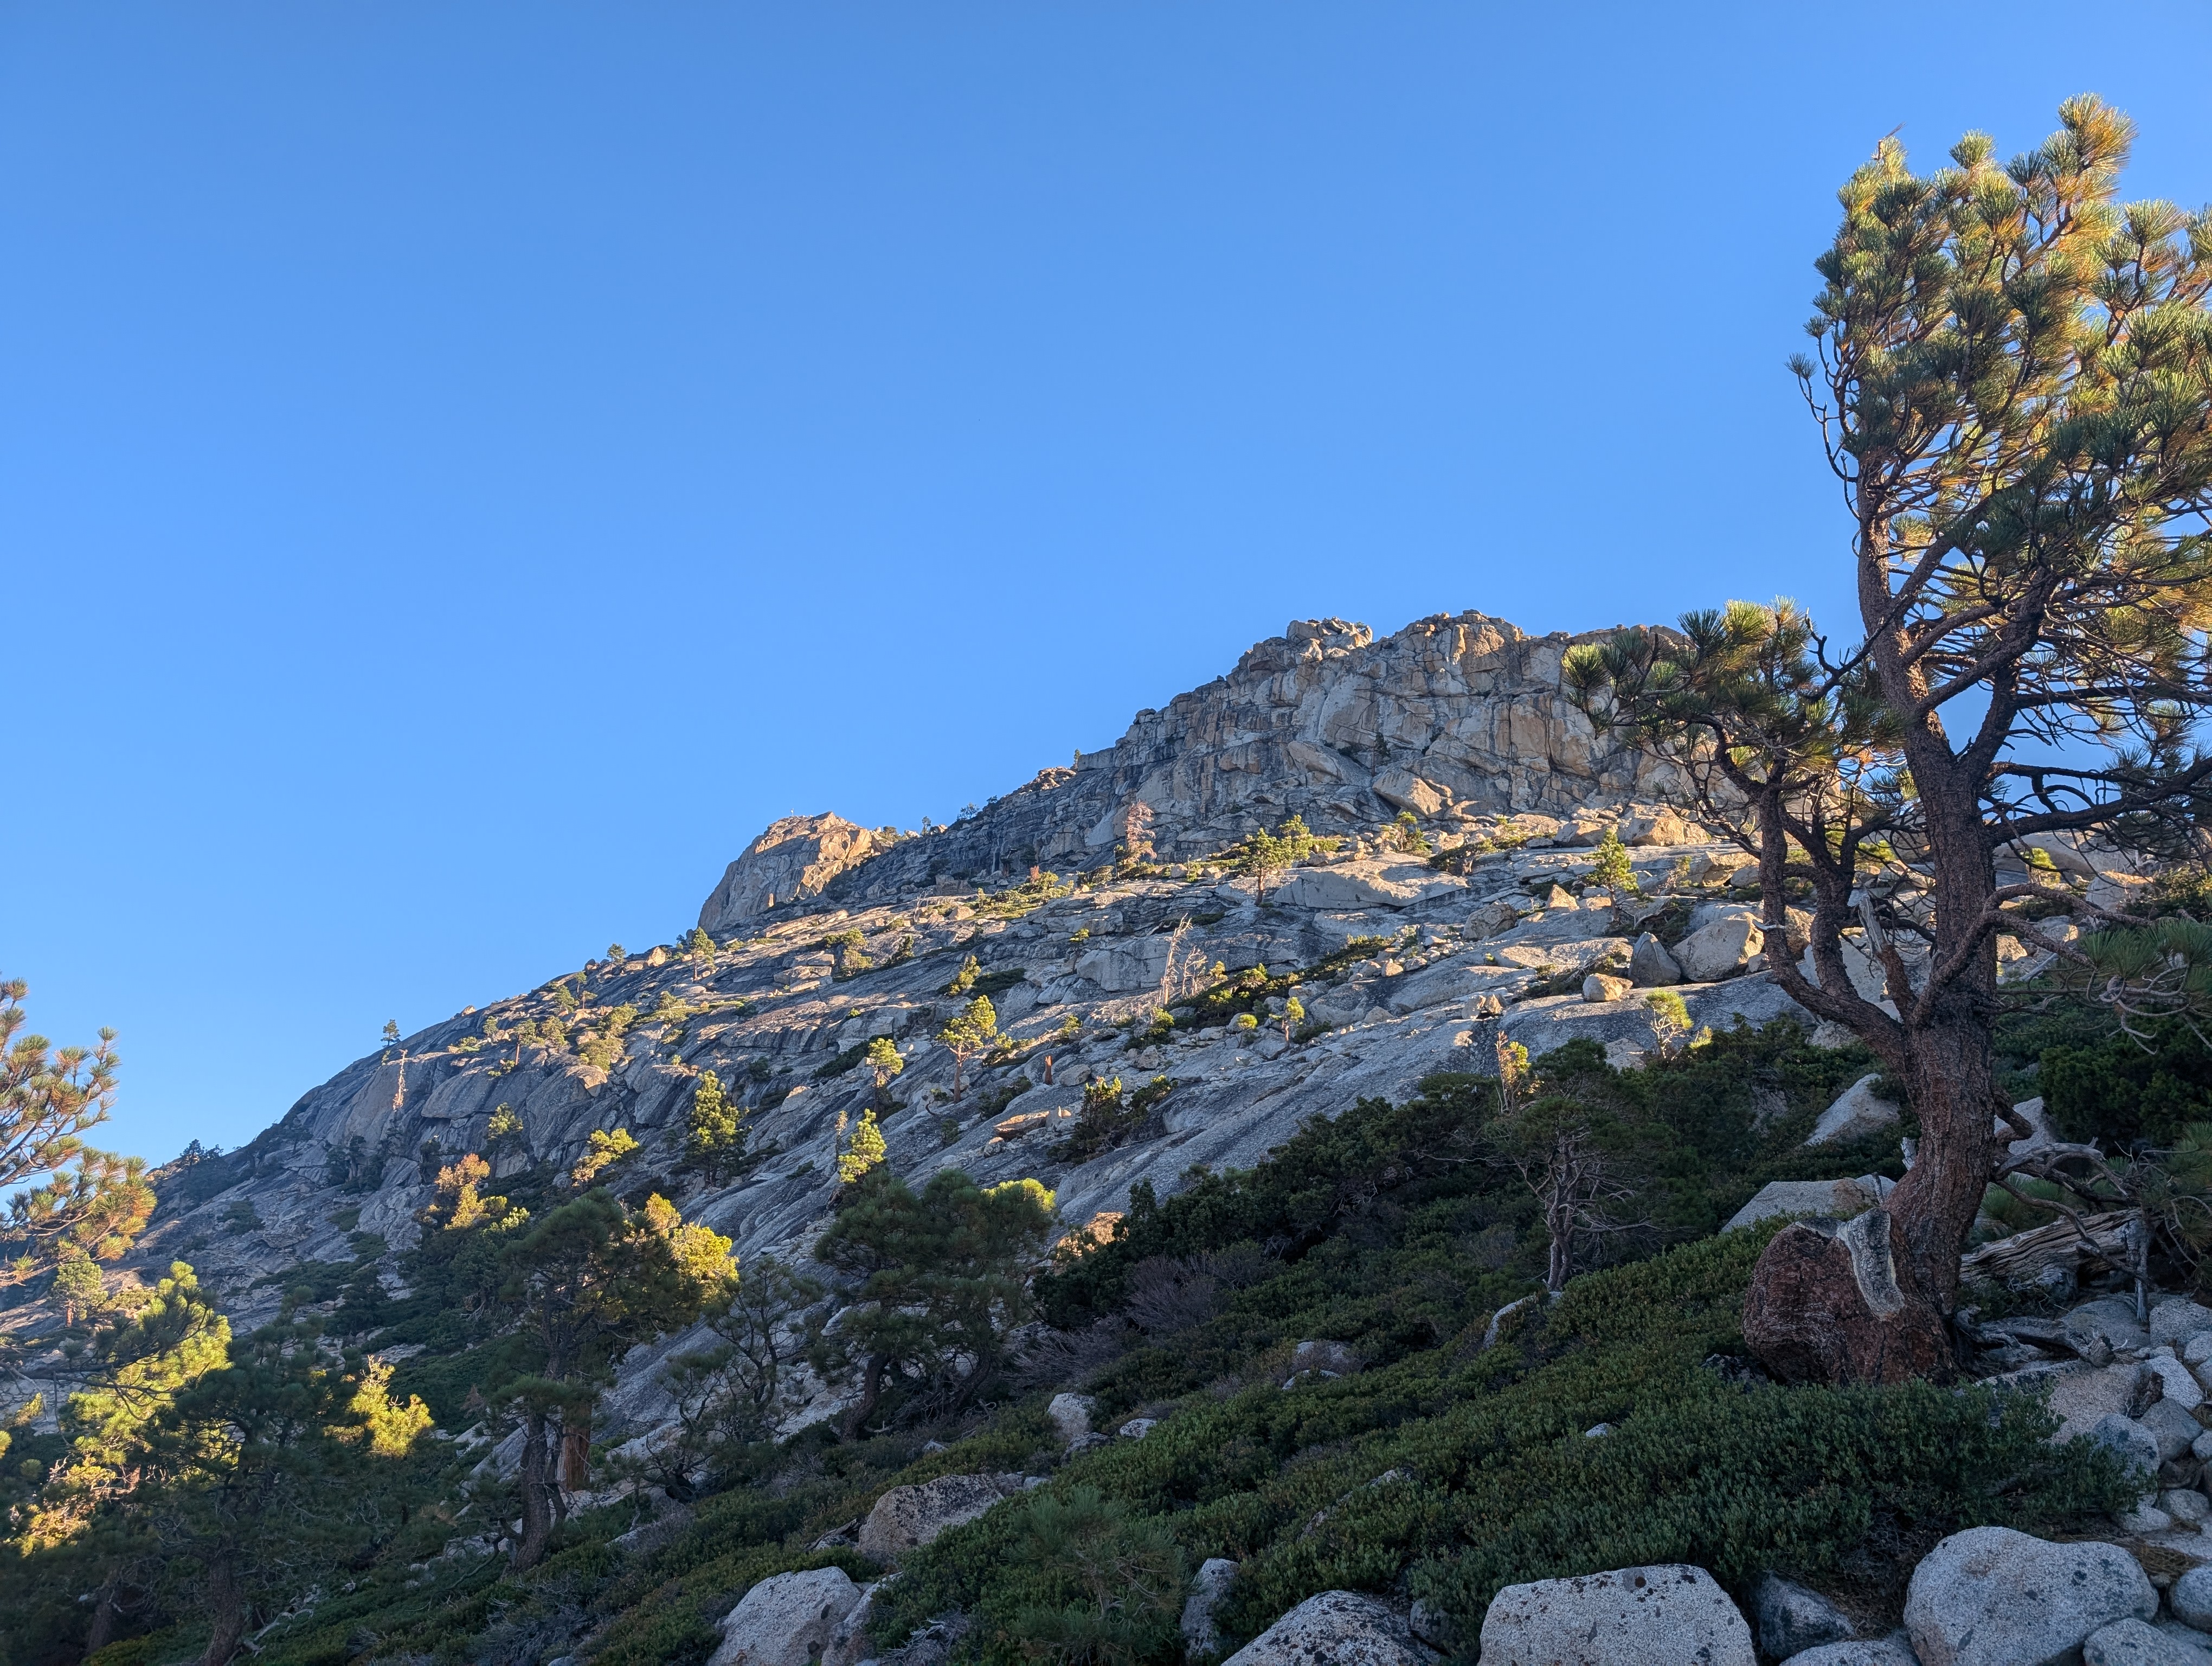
[
  {"xmin": 839, "ymin": 1352, "xmax": 889, "ymax": 1441},
  {"xmin": 511, "ymin": 1407, "xmax": 555, "ymax": 1571},
  {"xmin": 198, "ymin": 1554, "xmax": 246, "ymax": 1666}
]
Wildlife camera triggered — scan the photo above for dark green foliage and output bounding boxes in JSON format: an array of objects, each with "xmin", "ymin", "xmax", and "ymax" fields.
[
  {"xmin": 890, "ymin": 1222, "xmax": 2133, "ymax": 1660},
  {"xmin": 813, "ymin": 1168, "xmax": 1057, "ymax": 1434},
  {"xmin": 1050, "ymin": 1077, "xmax": 1172, "ymax": 1164}
]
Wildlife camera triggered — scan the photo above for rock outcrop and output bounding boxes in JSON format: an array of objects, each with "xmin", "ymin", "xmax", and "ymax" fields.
[
  {"xmin": 700, "ymin": 813, "xmax": 901, "ymax": 931},
  {"xmin": 801, "ymin": 612, "xmax": 1682, "ymax": 903}
]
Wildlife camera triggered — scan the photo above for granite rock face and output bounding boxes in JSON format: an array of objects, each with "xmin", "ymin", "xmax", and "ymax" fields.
[
  {"xmin": 811, "ymin": 613, "xmax": 1683, "ymax": 899},
  {"xmin": 700, "ymin": 813, "xmax": 901, "ymax": 931},
  {"xmin": 54, "ymin": 610, "xmax": 1821, "ymax": 1471}
]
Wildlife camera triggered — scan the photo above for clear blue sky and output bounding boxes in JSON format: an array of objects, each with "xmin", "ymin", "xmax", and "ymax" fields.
[{"xmin": 7, "ymin": 4, "xmax": 2211, "ymax": 1163}]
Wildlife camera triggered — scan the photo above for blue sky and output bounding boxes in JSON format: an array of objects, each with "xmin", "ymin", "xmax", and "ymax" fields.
[{"xmin": 7, "ymin": 3, "xmax": 2212, "ymax": 1162}]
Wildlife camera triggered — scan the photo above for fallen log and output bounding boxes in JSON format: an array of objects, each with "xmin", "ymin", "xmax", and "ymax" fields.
[{"xmin": 1959, "ymin": 1209, "xmax": 2138, "ymax": 1286}]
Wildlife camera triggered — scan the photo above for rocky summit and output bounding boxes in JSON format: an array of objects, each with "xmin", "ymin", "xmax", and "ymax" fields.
[{"xmin": 55, "ymin": 613, "xmax": 1780, "ymax": 1417}]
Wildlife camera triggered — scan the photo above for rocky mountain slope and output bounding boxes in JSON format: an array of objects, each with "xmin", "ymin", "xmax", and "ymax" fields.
[{"xmin": 12, "ymin": 610, "xmax": 2055, "ymax": 1445}]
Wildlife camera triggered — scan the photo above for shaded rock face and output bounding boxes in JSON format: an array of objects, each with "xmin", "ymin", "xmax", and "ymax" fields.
[
  {"xmin": 700, "ymin": 814, "xmax": 898, "ymax": 931},
  {"xmin": 1904, "ymin": 1527, "xmax": 2156, "ymax": 1666},
  {"xmin": 1478, "ymin": 1564, "xmax": 1756, "ymax": 1666},
  {"xmin": 800, "ymin": 612, "xmax": 1681, "ymax": 901},
  {"xmin": 1742, "ymin": 1212, "xmax": 1955, "ymax": 1385}
]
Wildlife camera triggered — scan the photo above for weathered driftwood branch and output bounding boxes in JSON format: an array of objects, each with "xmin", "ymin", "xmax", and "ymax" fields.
[{"xmin": 1958, "ymin": 1209, "xmax": 2138, "ymax": 1285}]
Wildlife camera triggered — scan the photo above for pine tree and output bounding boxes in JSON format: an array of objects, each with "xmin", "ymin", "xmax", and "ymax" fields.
[
  {"xmin": 1566, "ymin": 97, "xmax": 2212, "ymax": 1383},
  {"xmin": 813, "ymin": 1167, "xmax": 1055, "ymax": 1437},
  {"xmin": 834, "ymin": 1107, "xmax": 886, "ymax": 1184},
  {"xmin": 1589, "ymin": 826, "xmax": 1639, "ymax": 898},
  {"xmin": 570, "ymin": 1126, "xmax": 639, "ymax": 1188},
  {"xmin": 936, "ymin": 996, "xmax": 1000, "ymax": 1101},
  {"xmin": 0, "ymin": 978, "xmax": 152, "ymax": 1294},
  {"xmin": 486, "ymin": 1190, "xmax": 733, "ymax": 1568},
  {"xmin": 864, "ymin": 1036, "xmax": 904, "ymax": 1108},
  {"xmin": 682, "ymin": 1071, "xmax": 745, "ymax": 1185}
]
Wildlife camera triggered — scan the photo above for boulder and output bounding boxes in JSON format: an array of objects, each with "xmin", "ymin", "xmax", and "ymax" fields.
[
  {"xmin": 2148, "ymin": 1353, "xmax": 2205, "ymax": 1413},
  {"xmin": 2153, "ymin": 1300, "xmax": 2212, "ymax": 1351},
  {"xmin": 1583, "ymin": 972, "xmax": 1634, "ymax": 1003},
  {"xmin": 2140, "ymin": 1396, "xmax": 2201, "ymax": 1463},
  {"xmin": 706, "ymin": 1567, "xmax": 863, "ymax": 1666},
  {"xmin": 1676, "ymin": 915, "xmax": 1763, "ymax": 982},
  {"xmin": 1289, "ymin": 1339, "xmax": 1364, "ymax": 1377},
  {"xmin": 699, "ymin": 814, "xmax": 891, "ymax": 930},
  {"xmin": 1628, "ymin": 932, "xmax": 1682, "ymax": 987},
  {"xmin": 2174, "ymin": 1565, "xmax": 2212, "ymax": 1629},
  {"xmin": 1904, "ymin": 1527, "xmax": 2156, "ymax": 1666},
  {"xmin": 1806, "ymin": 1075, "xmax": 1903, "ymax": 1148},
  {"xmin": 1778, "ymin": 1640, "xmax": 1921, "ymax": 1666},
  {"xmin": 820, "ymin": 1582, "xmax": 883, "ymax": 1666},
  {"xmin": 1478, "ymin": 1564, "xmax": 1756, "ymax": 1666},
  {"xmin": 1619, "ymin": 809, "xmax": 1700, "ymax": 846},
  {"xmin": 2066, "ymin": 1296, "xmax": 2151, "ymax": 1358},
  {"xmin": 1723, "ymin": 1175, "xmax": 1894, "ymax": 1233},
  {"xmin": 1222, "ymin": 1590, "xmax": 1435, "ymax": 1665},
  {"xmin": 1743, "ymin": 1211, "xmax": 1954, "ymax": 1386},
  {"xmin": 2085, "ymin": 1414, "xmax": 2162, "ymax": 1489},
  {"xmin": 1047, "ymin": 1393, "xmax": 1097, "ymax": 1444},
  {"xmin": 1373, "ymin": 767, "xmax": 1448, "ymax": 819},
  {"xmin": 857, "ymin": 1475, "xmax": 1019, "ymax": 1562},
  {"xmin": 2084, "ymin": 1618, "xmax": 2212, "ymax": 1665},
  {"xmin": 1181, "ymin": 1558, "xmax": 1238, "ymax": 1657},
  {"xmin": 2047, "ymin": 1362, "xmax": 2159, "ymax": 1443},
  {"xmin": 1752, "ymin": 1573, "xmax": 1855, "ymax": 1658}
]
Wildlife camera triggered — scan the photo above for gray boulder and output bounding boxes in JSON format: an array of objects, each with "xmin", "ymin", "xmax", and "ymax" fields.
[
  {"xmin": 1480, "ymin": 1564, "xmax": 1755, "ymax": 1665},
  {"xmin": 1752, "ymin": 1573, "xmax": 1855, "ymax": 1658},
  {"xmin": 1583, "ymin": 972, "xmax": 1634, "ymax": 1003},
  {"xmin": 1629, "ymin": 933, "xmax": 1682, "ymax": 986},
  {"xmin": 2048, "ymin": 1362, "xmax": 2159, "ymax": 1444},
  {"xmin": 2084, "ymin": 1618, "xmax": 2212, "ymax": 1666},
  {"xmin": 2069, "ymin": 1297, "xmax": 2153, "ymax": 1357},
  {"xmin": 2140, "ymin": 1396, "xmax": 2202, "ymax": 1462},
  {"xmin": 2171, "ymin": 1565, "xmax": 2212, "ymax": 1630},
  {"xmin": 857, "ymin": 1475, "xmax": 1019, "ymax": 1563},
  {"xmin": 1806, "ymin": 1075, "xmax": 1903, "ymax": 1147},
  {"xmin": 1779, "ymin": 1639, "xmax": 1920, "ymax": 1666},
  {"xmin": 1181, "ymin": 1558, "xmax": 1238, "ymax": 1657},
  {"xmin": 2086, "ymin": 1414, "xmax": 2162, "ymax": 1490},
  {"xmin": 1723, "ymin": 1175, "xmax": 1893, "ymax": 1233},
  {"xmin": 1221, "ymin": 1590, "xmax": 1435, "ymax": 1665},
  {"xmin": 1046, "ymin": 1393, "xmax": 1097, "ymax": 1444},
  {"xmin": 2152, "ymin": 1300, "xmax": 2212, "ymax": 1351},
  {"xmin": 820, "ymin": 1582, "xmax": 883, "ymax": 1666},
  {"xmin": 1676, "ymin": 917, "xmax": 1763, "ymax": 983},
  {"xmin": 707, "ymin": 1567, "xmax": 863, "ymax": 1666},
  {"xmin": 1904, "ymin": 1527, "xmax": 2156, "ymax": 1666},
  {"xmin": 1289, "ymin": 1339, "xmax": 1363, "ymax": 1377}
]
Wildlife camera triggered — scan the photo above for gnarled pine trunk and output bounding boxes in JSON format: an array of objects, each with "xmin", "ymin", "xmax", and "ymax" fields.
[{"xmin": 511, "ymin": 1406, "xmax": 555, "ymax": 1571}]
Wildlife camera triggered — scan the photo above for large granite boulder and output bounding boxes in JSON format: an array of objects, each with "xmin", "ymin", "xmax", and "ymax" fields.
[
  {"xmin": 1675, "ymin": 915, "xmax": 1763, "ymax": 983},
  {"xmin": 1724, "ymin": 1175, "xmax": 1893, "ymax": 1233},
  {"xmin": 1904, "ymin": 1528, "xmax": 2156, "ymax": 1666},
  {"xmin": 707, "ymin": 1568, "xmax": 863, "ymax": 1666},
  {"xmin": 1479, "ymin": 1564, "xmax": 1756, "ymax": 1665},
  {"xmin": 1222, "ymin": 1590, "xmax": 1434, "ymax": 1665},
  {"xmin": 1743, "ymin": 1209, "xmax": 1953, "ymax": 1385},
  {"xmin": 857, "ymin": 1474, "xmax": 1021, "ymax": 1562},
  {"xmin": 1805, "ymin": 1075, "xmax": 1902, "ymax": 1146}
]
